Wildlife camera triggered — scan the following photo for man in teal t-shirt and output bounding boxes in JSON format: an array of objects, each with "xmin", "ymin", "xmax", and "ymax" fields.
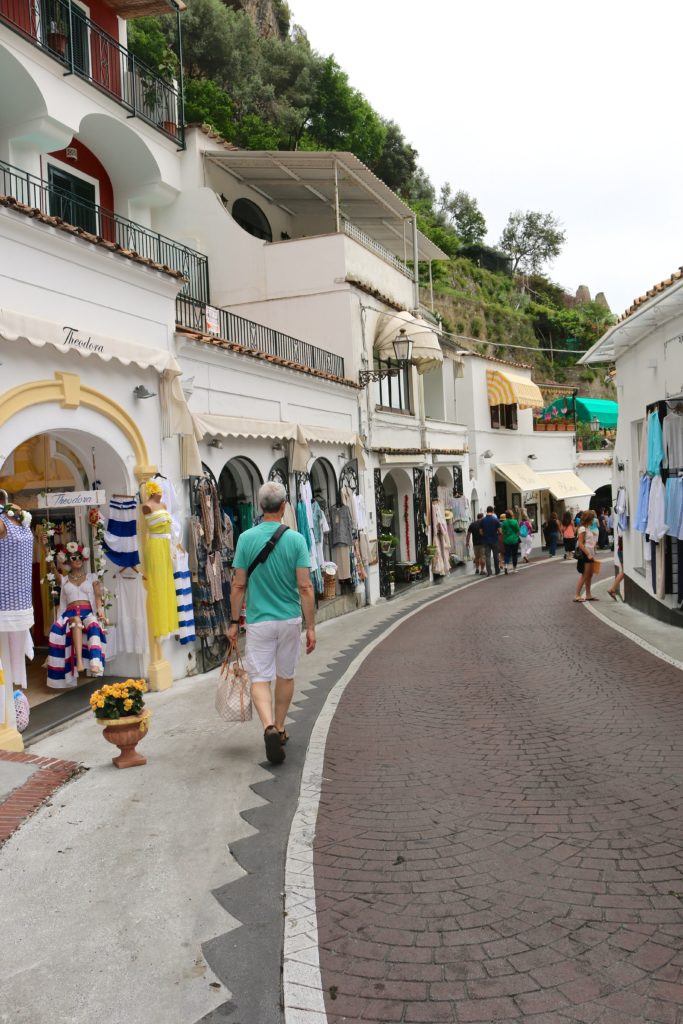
[{"xmin": 228, "ymin": 481, "xmax": 314, "ymax": 765}]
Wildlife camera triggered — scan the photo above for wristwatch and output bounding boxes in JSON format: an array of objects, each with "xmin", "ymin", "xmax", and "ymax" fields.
[{"xmin": 229, "ymin": 619, "xmax": 240, "ymax": 625}]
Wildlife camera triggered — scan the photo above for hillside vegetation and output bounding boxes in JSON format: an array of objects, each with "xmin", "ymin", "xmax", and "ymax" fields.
[{"xmin": 129, "ymin": 0, "xmax": 616, "ymax": 391}]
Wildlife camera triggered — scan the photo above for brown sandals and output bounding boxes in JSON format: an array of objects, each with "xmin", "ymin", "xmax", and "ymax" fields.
[{"xmin": 264, "ymin": 726, "xmax": 286, "ymax": 764}]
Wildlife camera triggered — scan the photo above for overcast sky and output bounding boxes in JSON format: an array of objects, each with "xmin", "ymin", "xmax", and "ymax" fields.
[{"xmin": 290, "ymin": 0, "xmax": 682, "ymax": 316}]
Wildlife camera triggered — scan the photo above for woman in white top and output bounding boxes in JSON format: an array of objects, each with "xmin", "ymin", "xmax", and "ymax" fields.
[
  {"xmin": 47, "ymin": 544, "xmax": 107, "ymax": 688},
  {"xmin": 574, "ymin": 510, "xmax": 599, "ymax": 602}
]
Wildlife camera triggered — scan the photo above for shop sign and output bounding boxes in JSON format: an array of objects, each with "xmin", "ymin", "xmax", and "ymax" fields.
[
  {"xmin": 62, "ymin": 326, "xmax": 105, "ymax": 354},
  {"xmin": 205, "ymin": 306, "xmax": 220, "ymax": 335},
  {"xmin": 37, "ymin": 490, "xmax": 106, "ymax": 509}
]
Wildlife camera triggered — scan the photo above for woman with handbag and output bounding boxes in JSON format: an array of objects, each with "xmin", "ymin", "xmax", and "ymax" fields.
[{"xmin": 574, "ymin": 510, "xmax": 599, "ymax": 602}]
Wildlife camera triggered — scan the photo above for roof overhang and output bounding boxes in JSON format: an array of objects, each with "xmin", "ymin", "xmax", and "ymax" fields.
[
  {"xmin": 536, "ymin": 470, "xmax": 594, "ymax": 500},
  {"xmin": 106, "ymin": 0, "xmax": 185, "ymax": 16},
  {"xmin": 580, "ymin": 275, "xmax": 683, "ymax": 364},
  {"xmin": 202, "ymin": 150, "xmax": 448, "ymax": 263}
]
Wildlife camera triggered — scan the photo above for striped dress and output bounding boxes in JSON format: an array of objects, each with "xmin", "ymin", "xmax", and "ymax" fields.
[
  {"xmin": 47, "ymin": 574, "xmax": 106, "ymax": 688},
  {"xmin": 173, "ymin": 551, "xmax": 196, "ymax": 646}
]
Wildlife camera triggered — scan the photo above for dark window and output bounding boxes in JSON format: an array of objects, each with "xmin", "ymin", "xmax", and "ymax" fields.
[
  {"xmin": 375, "ymin": 359, "xmax": 411, "ymax": 412},
  {"xmin": 43, "ymin": 0, "xmax": 89, "ymax": 72},
  {"xmin": 490, "ymin": 403, "xmax": 518, "ymax": 430},
  {"xmin": 232, "ymin": 198, "xmax": 272, "ymax": 242},
  {"xmin": 48, "ymin": 165, "xmax": 97, "ymax": 234}
]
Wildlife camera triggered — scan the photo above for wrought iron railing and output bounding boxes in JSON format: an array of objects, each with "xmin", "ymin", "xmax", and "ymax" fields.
[
  {"xmin": 0, "ymin": 158, "xmax": 209, "ymax": 302},
  {"xmin": 342, "ymin": 220, "xmax": 413, "ymax": 280},
  {"xmin": 176, "ymin": 296, "xmax": 346, "ymax": 379},
  {"xmin": 0, "ymin": 0, "xmax": 183, "ymax": 144}
]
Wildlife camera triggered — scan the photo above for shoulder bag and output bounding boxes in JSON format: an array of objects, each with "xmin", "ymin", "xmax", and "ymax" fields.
[{"xmin": 247, "ymin": 524, "xmax": 289, "ymax": 578}]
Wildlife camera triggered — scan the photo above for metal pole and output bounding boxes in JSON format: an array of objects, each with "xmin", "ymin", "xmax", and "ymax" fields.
[
  {"xmin": 333, "ymin": 160, "xmax": 340, "ymax": 233},
  {"xmin": 411, "ymin": 212, "xmax": 420, "ymax": 310},
  {"xmin": 428, "ymin": 259, "xmax": 434, "ymax": 311},
  {"xmin": 176, "ymin": 6, "xmax": 186, "ymax": 149}
]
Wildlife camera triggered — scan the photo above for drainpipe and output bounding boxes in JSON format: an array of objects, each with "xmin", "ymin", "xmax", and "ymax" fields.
[{"xmin": 412, "ymin": 212, "xmax": 420, "ymax": 311}]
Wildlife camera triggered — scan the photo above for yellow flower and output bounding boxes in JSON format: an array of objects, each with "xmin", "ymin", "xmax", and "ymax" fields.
[{"xmin": 123, "ymin": 699, "xmax": 133, "ymax": 711}]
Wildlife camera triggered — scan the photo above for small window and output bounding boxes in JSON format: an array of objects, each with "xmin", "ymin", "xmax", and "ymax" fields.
[
  {"xmin": 490, "ymin": 403, "xmax": 517, "ymax": 430},
  {"xmin": 375, "ymin": 358, "xmax": 412, "ymax": 413},
  {"xmin": 232, "ymin": 198, "xmax": 272, "ymax": 242}
]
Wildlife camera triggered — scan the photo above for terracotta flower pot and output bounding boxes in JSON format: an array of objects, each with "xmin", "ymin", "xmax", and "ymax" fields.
[{"xmin": 97, "ymin": 709, "xmax": 151, "ymax": 768}]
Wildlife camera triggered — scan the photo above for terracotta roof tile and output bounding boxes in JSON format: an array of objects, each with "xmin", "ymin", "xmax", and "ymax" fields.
[
  {"xmin": 458, "ymin": 349, "xmax": 533, "ymax": 370},
  {"xmin": 0, "ymin": 194, "xmax": 186, "ymax": 281},
  {"xmin": 618, "ymin": 267, "xmax": 683, "ymax": 322},
  {"xmin": 187, "ymin": 123, "xmax": 240, "ymax": 150},
  {"xmin": 177, "ymin": 327, "xmax": 361, "ymax": 389}
]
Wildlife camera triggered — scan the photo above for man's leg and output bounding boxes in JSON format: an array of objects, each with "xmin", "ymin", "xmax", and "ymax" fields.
[
  {"xmin": 245, "ymin": 623, "xmax": 285, "ymax": 764},
  {"xmin": 251, "ymin": 680, "xmax": 275, "ymax": 729},
  {"xmin": 491, "ymin": 542, "xmax": 500, "ymax": 574},
  {"xmin": 272, "ymin": 620, "xmax": 303, "ymax": 741},
  {"xmin": 484, "ymin": 543, "xmax": 492, "ymax": 575}
]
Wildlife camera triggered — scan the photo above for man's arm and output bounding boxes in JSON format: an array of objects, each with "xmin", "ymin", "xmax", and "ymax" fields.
[
  {"xmin": 227, "ymin": 568, "xmax": 247, "ymax": 642},
  {"xmin": 296, "ymin": 567, "xmax": 316, "ymax": 654}
]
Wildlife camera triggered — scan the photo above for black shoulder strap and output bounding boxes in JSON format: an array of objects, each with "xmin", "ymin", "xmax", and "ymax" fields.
[{"xmin": 247, "ymin": 524, "xmax": 289, "ymax": 579}]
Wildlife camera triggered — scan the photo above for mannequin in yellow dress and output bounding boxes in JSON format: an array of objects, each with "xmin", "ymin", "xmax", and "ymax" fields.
[{"xmin": 142, "ymin": 481, "xmax": 179, "ymax": 639}]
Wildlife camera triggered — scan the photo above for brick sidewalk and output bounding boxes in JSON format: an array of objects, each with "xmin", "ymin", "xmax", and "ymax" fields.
[
  {"xmin": 314, "ymin": 565, "xmax": 683, "ymax": 1022},
  {"xmin": 0, "ymin": 751, "xmax": 82, "ymax": 846}
]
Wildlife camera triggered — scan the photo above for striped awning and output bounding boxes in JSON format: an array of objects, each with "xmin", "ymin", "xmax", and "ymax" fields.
[{"xmin": 486, "ymin": 370, "xmax": 544, "ymax": 410}]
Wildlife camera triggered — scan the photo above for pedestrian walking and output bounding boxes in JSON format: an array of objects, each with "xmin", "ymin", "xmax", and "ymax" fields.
[
  {"xmin": 501, "ymin": 510, "xmax": 521, "ymax": 573},
  {"xmin": 519, "ymin": 509, "xmax": 534, "ymax": 563},
  {"xmin": 228, "ymin": 481, "xmax": 316, "ymax": 765},
  {"xmin": 480, "ymin": 506, "xmax": 501, "ymax": 576},
  {"xmin": 466, "ymin": 512, "xmax": 486, "ymax": 575},
  {"xmin": 608, "ymin": 533, "xmax": 625, "ymax": 600},
  {"xmin": 546, "ymin": 512, "xmax": 561, "ymax": 557},
  {"xmin": 561, "ymin": 511, "xmax": 576, "ymax": 559},
  {"xmin": 574, "ymin": 509, "xmax": 599, "ymax": 602},
  {"xmin": 597, "ymin": 508, "xmax": 610, "ymax": 549}
]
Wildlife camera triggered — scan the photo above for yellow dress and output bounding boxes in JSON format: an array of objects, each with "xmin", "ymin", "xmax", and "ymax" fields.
[{"xmin": 143, "ymin": 509, "xmax": 179, "ymax": 639}]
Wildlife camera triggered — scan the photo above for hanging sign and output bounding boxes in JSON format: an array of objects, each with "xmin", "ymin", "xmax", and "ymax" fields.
[
  {"xmin": 205, "ymin": 305, "xmax": 220, "ymax": 335},
  {"xmin": 36, "ymin": 490, "xmax": 106, "ymax": 509}
]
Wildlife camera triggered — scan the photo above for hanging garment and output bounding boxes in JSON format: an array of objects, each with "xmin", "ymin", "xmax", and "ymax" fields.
[
  {"xmin": 665, "ymin": 477, "xmax": 683, "ymax": 538},
  {"xmin": 634, "ymin": 475, "xmax": 652, "ymax": 534},
  {"xmin": 103, "ymin": 496, "xmax": 140, "ymax": 569},
  {"xmin": 173, "ymin": 551, "xmax": 196, "ymax": 646},
  {"xmin": 238, "ymin": 503, "xmax": 254, "ymax": 534},
  {"xmin": 282, "ymin": 501, "xmax": 298, "ymax": 532},
  {"xmin": 197, "ymin": 477, "xmax": 223, "ymax": 552},
  {"xmin": 114, "ymin": 572, "xmax": 148, "ymax": 655},
  {"xmin": 656, "ymin": 539, "xmax": 666, "ymax": 600},
  {"xmin": 143, "ymin": 509, "xmax": 179, "ymax": 639},
  {"xmin": 646, "ymin": 475, "xmax": 667, "ymax": 542},
  {"xmin": 330, "ymin": 503, "xmax": 354, "ymax": 581},
  {"xmin": 47, "ymin": 574, "xmax": 106, "ymax": 688},
  {"xmin": 663, "ymin": 410, "xmax": 683, "ymax": 470},
  {"xmin": 158, "ymin": 477, "xmax": 182, "ymax": 546},
  {"xmin": 341, "ymin": 486, "xmax": 358, "ymax": 530},
  {"xmin": 0, "ymin": 513, "xmax": 34, "ymax": 631},
  {"xmin": 0, "ymin": 631, "xmax": 33, "ymax": 690},
  {"xmin": 647, "ymin": 410, "xmax": 665, "ymax": 476},
  {"xmin": 614, "ymin": 486, "xmax": 629, "ymax": 531},
  {"xmin": 354, "ymin": 494, "xmax": 367, "ymax": 530},
  {"xmin": 431, "ymin": 500, "xmax": 452, "ymax": 576},
  {"xmin": 312, "ymin": 501, "xmax": 330, "ymax": 570},
  {"xmin": 206, "ymin": 551, "xmax": 224, "ymax": 602}
]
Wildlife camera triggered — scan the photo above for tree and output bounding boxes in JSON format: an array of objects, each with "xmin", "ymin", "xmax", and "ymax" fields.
[
  {"xmin": 438, "ymin": 185, "xmax": 487, "ymax": 245},
  {"xmin": 371, "ymin": 120, "xmax": 418, "ymax": 193},
  {"xmin": 499, "ymin": 210, "xmax": 566, "ymax": 274}
]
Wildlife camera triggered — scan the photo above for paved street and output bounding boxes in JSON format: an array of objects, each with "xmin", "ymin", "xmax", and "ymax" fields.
[{"xmin": 313, "ymin": 564, "xmax": 683, "ymax": 1023}]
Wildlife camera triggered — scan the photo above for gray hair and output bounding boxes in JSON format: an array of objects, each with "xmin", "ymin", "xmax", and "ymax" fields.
[{"xmin": 258, "ymin": 480, "xmax": 287, "ymax": 512}]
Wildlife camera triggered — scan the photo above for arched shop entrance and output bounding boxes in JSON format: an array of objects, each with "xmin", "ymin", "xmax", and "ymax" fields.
[
  {"xmin": 218, "ymin": 456, "xmax": 263, "ymax": 544},
  {"xmin": 375, "ymin": 467, "xmax": 418, "ymax": 595},
  {"xmin": 591, "ymin": 483, "xmax": 613, "ymax": 516},
  {"xmin": 0, "ymin": 428, "xmax": 138, "ymax": 716},
  {"xmin": 310, "ymin": 457, "xmax": 338, "ymax": 563}
]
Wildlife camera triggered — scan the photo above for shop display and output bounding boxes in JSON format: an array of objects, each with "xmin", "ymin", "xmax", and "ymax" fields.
[
  {"xmin": 430, "ymin": 499, "xmax": 452, "ymax": 577},
  {"xmin": 173, "ymin": 550, "xmax": 197, "ymax": 646},
  {"xmin": 188, "ymin": 475, "xmax": 231, "ymax": 639},
  {"xmin": 0, "ymin": 499, "xmax": 35, "ymax": 701},
  {"xmin": 113, "ymin": 570, "xmax": 148, "ymax": 655},
  {"xmin": 142, "ymin": 481, "xmax": 179, "ymax": 640},
  {"xmin": 47, "ymin": 543, "xmax": 106, "ymax": 688}
]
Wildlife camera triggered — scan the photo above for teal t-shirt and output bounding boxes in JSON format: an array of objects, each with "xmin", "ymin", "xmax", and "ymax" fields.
[{"xmin": 232, "ymin": 522, "xmax": 311, "ymax": 624}]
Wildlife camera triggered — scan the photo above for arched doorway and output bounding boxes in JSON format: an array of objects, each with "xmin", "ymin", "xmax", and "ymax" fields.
[
  {"xmin": 591, "ymin": 484, "xmax": 613, "ymax": 515},
  {"xmin": 218, "ymin": 456, "xmax": 263, "ymax": 543},
  {"xmin": 310, "ymin": 457, "xmax": 338, "ymax": 563},
  {"xmin": 382, "ymin": 468, "xmax": 415, "ymax": 568}
]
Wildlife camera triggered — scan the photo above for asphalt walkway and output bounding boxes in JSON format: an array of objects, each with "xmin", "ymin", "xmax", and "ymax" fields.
[{"xmin": 311, "ymin": 562, "xmax": 683, "ymax": 1023}]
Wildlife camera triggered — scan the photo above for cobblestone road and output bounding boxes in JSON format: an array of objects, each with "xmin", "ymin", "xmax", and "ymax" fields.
[{"xmin": 313, "ymin": 564, "xmax": 683, "ymax": 1023}]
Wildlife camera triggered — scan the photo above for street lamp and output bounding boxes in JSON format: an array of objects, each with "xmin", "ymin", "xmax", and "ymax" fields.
[
  {"xmin": 590, "ymin": 415, "xmax": 600, "ymax": 432},
  {"xmin": 359, "ymin": 328, "xmax": 414, "ymax": 386}
]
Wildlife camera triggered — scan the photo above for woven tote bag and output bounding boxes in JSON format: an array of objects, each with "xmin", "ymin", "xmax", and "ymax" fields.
[{"xmin": 215, "ymin": 644, "xmax": 253, "ymax": 723}]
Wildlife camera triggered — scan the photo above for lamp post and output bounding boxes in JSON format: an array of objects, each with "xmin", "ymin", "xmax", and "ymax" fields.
[
  {"xmin": 590, "ymin": 415, "xmax": 600, "ymax": 433},
  {"xmin": 359, "ymin": 328, "xmax": 414, "ymax": 386}
]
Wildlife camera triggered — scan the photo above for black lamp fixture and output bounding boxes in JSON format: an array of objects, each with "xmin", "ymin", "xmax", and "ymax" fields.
[
  {"xmin": 133, "ymin": 384, "xmax": 156, "ymax": 399},
  {"xmin": 590, "ymin": 415, "xmax": 601, "ymax": 432},
  {"xmin": 359, "ymin": 328, "xmax": 414, "ymax": 386}
]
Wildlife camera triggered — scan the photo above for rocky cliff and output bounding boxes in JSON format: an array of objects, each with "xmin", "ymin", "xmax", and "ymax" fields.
[{"xmin": 223, "ymin": 0, "xmax": 288, "ymax": 37}]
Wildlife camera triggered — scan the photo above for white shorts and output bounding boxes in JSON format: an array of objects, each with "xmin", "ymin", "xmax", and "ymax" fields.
[{"xmin": 244, "ymin": 618, "xmax": 303, "ymax": 682}]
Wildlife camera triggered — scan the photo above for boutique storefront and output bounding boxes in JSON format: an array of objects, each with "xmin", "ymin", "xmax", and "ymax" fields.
[{"xmin": 0, "ymin": 305, "xmax": 199, "ymax": 751}]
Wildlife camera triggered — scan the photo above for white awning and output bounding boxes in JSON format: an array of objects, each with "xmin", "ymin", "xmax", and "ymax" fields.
[
  {"xmin": 536, "ymin": 471, "xmax": 594, "ymax": 500},
  {"xmin": 0, "ymin": 308, "xmax": 180, "ymax": 374},
  {"xmin": 374, "ymin": 311, "xmax": 443, "ymax": 376},
  {"xmin": 192, "ymin": 414, "xmax": 297, "ymax": 442},
  {"xmin": 494, "ymin": 463, "xmax": 544, "ymax": 492}
]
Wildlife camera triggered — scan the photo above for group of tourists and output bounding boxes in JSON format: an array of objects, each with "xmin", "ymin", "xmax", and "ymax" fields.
[{"xmin": 466, "ymin": 506, "xmax": 534, "ymax": 577}]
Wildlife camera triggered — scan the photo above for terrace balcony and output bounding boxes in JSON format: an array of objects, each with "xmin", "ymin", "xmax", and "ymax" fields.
[
  {"xmin": 1, "ymin": 157, "xmax": 209, "ymax": 302},
  {"xmin": 0, "ymin": 0, "xmax": 183, "ymax": 144}
]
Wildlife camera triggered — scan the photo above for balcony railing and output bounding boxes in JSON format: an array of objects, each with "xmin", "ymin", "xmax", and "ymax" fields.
[
  {"xmin": 342, "ymin": 220, "xmax": 413, "ymax": 280},
  {"xmin": 176, "ymin": 296, "xmax": 346, "ymax": 379},
  {"xmin": 0, "ymin": 158, "xmax": 209, "ymax": 303},
  {"xmin": 0, "ymin": 0, "xmax": 183, "ymax": 144}
]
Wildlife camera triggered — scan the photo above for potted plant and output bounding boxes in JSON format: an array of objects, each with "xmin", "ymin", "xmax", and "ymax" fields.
[
  {"xmin": 90, "ymin": 678, "xmax": 150, "ymax": 768},
  {"xmin": 380, "ymin": 507, "xmax": 394, "ymax": 529},
  {"xmin": 379, "ymin": 534, "xmax": 398, "ymax": 556},
  {"xmin": 47, "ymin": 8, "xmax": 68, "ymax": 57},
  {"xmin": 409, "ymin": 564, "xmax": 422, "ymax": 580}
]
